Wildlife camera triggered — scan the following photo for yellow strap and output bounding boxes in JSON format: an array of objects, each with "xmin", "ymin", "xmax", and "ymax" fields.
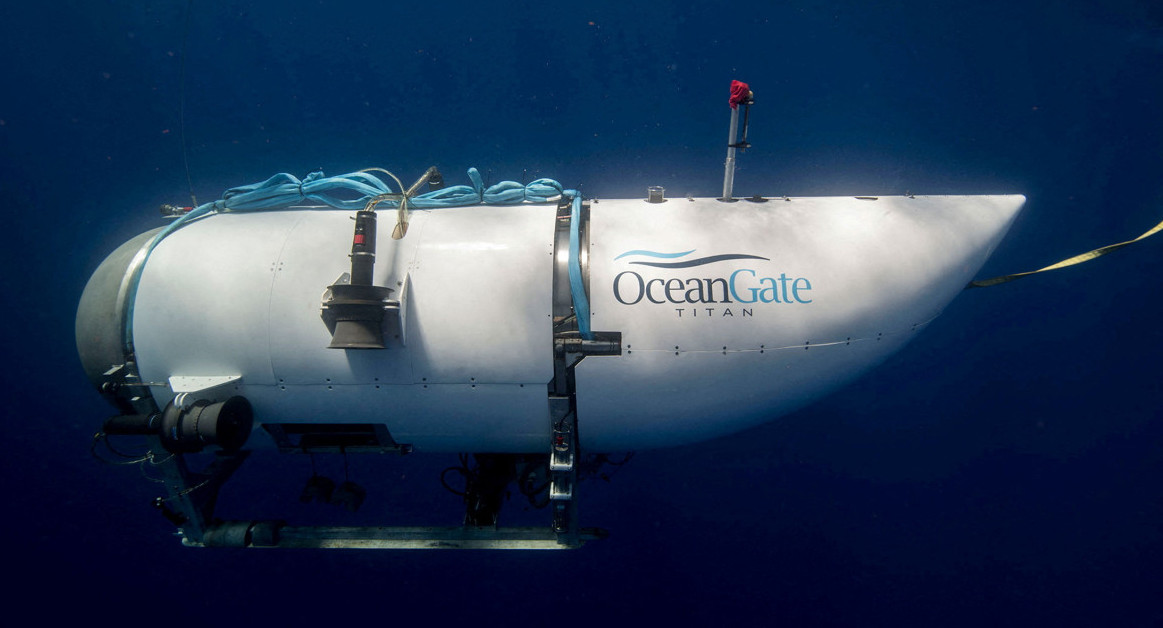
[{"xmin": 967, "ymin": 217, "xmax": 1163, "ymax": 289}]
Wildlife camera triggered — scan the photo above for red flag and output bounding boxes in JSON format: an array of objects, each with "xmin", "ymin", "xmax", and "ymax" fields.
[{"xmin": 729, "ymin": 80, "xmax": 751, "ymax": 109}]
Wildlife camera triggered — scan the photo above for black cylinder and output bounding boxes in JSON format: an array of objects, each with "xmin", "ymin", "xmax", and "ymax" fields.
[
  {"xmin": 103, "ymin": 413, "xmax": 161, "ymax": 436},
  {"xmin": 158, "ymin": 396, "xmax": 254, "ymax": 453},
  {"xmin": 350, "ymin": 210, "xmax": 377, "ymax": 286}
]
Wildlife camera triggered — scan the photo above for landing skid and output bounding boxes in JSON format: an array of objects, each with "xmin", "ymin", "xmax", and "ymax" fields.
[{"xmin": 130, "ymin": 407, "xmax": 601, "ymax": 550}]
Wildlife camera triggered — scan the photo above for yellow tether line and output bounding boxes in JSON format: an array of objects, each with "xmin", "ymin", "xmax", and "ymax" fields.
[{"xmin": 967, "ymin": 217, "xmax": 1163, "ymax": 289}]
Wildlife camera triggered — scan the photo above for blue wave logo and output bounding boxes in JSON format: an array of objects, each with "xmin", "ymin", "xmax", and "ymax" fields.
[
  {"xmin": 611, "ymin": 248, "xmax": 814, "ymax": 309},
  {"xmin": 614, "ymin": 249, "xmax": 769, "ymax": 269}
]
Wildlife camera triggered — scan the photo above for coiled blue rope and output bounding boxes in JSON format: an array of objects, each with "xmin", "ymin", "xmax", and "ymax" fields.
[
  {"xmin": 149, "ymin": 167, "xmax": 564, "ymax": 250},
  {"xmin": 195, "ymin": 167, "xmax": 563, "ymax": 213},
  {"xmin": 123, "ymin": 167, "xmax": 569, "ymax": 346},
  {"xmin": 411, "ymin": 168, "xmax": 565, "ymax": 207}
]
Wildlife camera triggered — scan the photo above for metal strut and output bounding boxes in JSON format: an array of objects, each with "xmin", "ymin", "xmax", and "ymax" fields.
[
  {"xmin": 549, "ymin": 195, "xmax": 587, "ymax": 546},
  {"xmin": 547, "ymin": 195, "xmax": 622, "ymax": 545}
]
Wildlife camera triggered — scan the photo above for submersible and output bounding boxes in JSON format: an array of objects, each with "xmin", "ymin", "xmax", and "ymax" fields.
[{"xmin": 77, "ymin": 81, "xmax": 1024, "ymax": 548}]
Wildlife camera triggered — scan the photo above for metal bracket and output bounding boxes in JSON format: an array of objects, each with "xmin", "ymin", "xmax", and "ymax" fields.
[
  {"xmin": 320, "ymin": 272, "xmax": 400, "ymax": 350},
  {"xmin": 168, "ymin": 375, "xmax": 242, "ymax": 394},
  {"xmin": 168, "ymin": 374, "xmax": 242, "ymax": 408},
  {"xmin": 99, "ymin": 362, "xmax": 163, "ymax": 416},
  {"xmin": 149, "ymin": 445, "xmax": 251, "ymax": 547}
]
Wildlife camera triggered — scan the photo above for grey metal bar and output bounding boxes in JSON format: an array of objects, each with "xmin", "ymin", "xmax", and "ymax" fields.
[
  {"xmin": 266, "ymin": 526, "xmax": 604, "ymax": 550},
  {"xmin": 721, "ymin": 106, "xmax": 741, "ymax": 201}
]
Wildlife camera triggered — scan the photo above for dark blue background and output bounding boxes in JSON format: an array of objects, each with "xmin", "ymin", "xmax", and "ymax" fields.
[{"xmin": 2, "ymin": 1, "xmax": 1161, "ymax": 625}]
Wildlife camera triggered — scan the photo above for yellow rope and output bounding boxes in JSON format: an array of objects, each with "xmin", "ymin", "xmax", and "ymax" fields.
[{"xmin": 967, "ymin": 217, "xmax": 1163, "ymax": 289}]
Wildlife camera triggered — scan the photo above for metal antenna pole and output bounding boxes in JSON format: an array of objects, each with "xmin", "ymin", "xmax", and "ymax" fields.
[
  {"xmin": 721, "ymin": 106, "xmax": 741, "ymax": 201},
  {"xmin": 720, "ymin": 80, "xmax": 753, "ymax": 202}
]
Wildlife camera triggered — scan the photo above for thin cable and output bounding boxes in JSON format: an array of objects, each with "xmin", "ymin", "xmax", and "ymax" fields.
[
  {"xmin": 90, "ymin": 433, "xmax": 152, "ymax": 465},
  {"xmin": 359, "ymin": 167, "xmax": 410, "ymax": 238}
]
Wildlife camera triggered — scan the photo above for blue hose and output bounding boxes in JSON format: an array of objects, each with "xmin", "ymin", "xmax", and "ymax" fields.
[
  {"xmin": 566, "ymin": 192, "xmax": 593, "ymax": 340},
  {"xmin": 123, "ymin": 167, "xmax": 569, "ymax": 347},
  {"xmin": 186, "ymin": 167, "xmax": 563, "ymax": 214}
]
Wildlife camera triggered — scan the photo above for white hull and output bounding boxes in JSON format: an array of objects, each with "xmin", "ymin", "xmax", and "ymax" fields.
[{"xmin": 86, "ymin": 193, "xmax": 1024, "ymax": 452}]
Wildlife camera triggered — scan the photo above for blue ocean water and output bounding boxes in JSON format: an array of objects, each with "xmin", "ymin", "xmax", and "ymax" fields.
[{"xmin": 2, "ymin": 1, "xmax": 1161, "ymax": 624}]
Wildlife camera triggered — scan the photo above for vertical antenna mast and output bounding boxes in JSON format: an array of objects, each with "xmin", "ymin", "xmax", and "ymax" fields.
[{"xmin": 721, "ymin": 80, "xmax": 754, "ymax": 202}]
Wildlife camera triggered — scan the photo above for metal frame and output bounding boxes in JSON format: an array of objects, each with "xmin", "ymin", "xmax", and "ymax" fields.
[{"xmin": 93, "ymin": 194, "xmax": 613, "ymax": 550}]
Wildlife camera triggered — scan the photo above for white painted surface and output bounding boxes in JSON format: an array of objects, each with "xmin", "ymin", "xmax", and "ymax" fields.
[
  {"xmin": 129, "ymin": 195, "xmax": 1024, "ymax": 452},
  {"xmin": 577, "ymin": 195, "xmax": 1024, "ymax": 449}
]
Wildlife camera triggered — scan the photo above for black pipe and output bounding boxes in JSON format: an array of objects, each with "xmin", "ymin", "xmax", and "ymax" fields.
[
  {"xmin": 102, "ymin": 397, "xmax": 253, "ymax": 453},
  {"xmin": 103, "ymin": 413, "xmax": 161, "ymax": 436},
  {"xmin": 350, "ymin": 210, "xmax": 377, "ymax": 286}
]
